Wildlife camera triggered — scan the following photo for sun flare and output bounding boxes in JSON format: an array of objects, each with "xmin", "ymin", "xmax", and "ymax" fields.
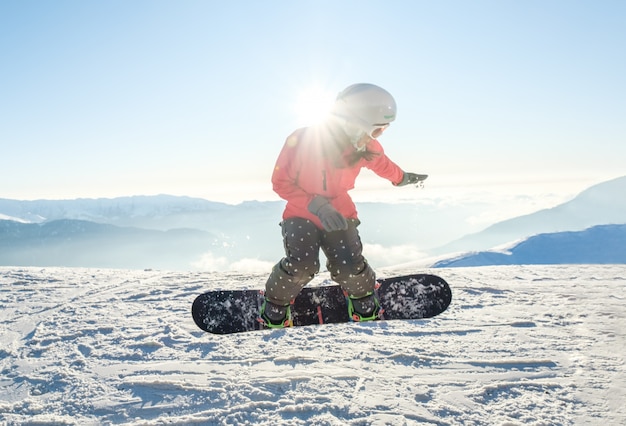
[{"xmin": 292, "ymin": 86, "xmax": 336, "ymax": 126}]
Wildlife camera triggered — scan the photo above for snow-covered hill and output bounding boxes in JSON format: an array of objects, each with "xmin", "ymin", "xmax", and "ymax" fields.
[
  {"xmin": 1, "ymin": 265, "xmax": 624, "ymax": 424},
  {"xmin": 433, "ymin": 175, "xmax": 626, "ymax": 255},
  {"xmin": 433, "ymin": 224, "xmax": 626, "ymax": 268}
]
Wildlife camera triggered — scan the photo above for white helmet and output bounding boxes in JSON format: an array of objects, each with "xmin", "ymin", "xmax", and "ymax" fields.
[{"xmin": 332, "ymin": 83, "xmax": 397, "ymax": 138}]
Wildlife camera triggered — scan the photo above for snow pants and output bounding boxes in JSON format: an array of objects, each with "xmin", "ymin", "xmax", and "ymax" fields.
[{"xmin": 264, "ymin": 217, "xmax": 376, "ymax": 306}]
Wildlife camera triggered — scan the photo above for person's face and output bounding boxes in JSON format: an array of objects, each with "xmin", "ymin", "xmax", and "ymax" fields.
[
  {"xmin": 368, "ymin": 123, "xmax": 390, "ymax": 139},
  {"xmin": 355, "ymin": 123, "xmax": 390, "ymax": 148}
]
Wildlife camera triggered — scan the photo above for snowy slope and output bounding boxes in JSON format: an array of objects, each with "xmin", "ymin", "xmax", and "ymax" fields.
[
  {"xmin": 433, "ymin": 224, "xmax": 626, "ymax": 267},
  {"xmin": 1, "ymin": 265, "xmax": 624, "ymax": 425},
  {"xmin": 0, "ymin": 213, "xmax": 29, "ymax": 223},
  {"xmin": 433, "ymin": 175, "xmax": 626, "ymax": 255}
]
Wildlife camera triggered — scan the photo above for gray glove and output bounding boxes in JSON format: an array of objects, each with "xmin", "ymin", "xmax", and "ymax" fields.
[
  {"xmin": 395, "ymin": 172, "xmax": 428, "ymax": 187},
  {"xmin": 308, "ymin": 196, "xmax": 348, "ymax": 232}
]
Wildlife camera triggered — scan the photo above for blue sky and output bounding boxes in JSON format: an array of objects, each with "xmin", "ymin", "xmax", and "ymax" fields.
[{"xmin": 1, "ymin": 0, "xmax": 625, "ymax": 208}]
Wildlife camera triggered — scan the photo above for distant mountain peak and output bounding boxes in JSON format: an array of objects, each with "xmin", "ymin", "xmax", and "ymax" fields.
[
  {"xmin": 433, "ymin": 224, "xmax": 626, "ymax": 267},
  {"xmin": 433, "ymin": 175, "xmax": 626, "ymax": 255}
]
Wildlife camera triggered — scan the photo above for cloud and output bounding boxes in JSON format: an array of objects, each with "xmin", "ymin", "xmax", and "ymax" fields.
[
  {"xmin": 191, "ymin": 251, "xmax": 273, "ymax": 273},
  {"xmin": 190, "ymin": 252, "xmax": 230, "ymax": 271},
  {"xmin": 228, "ymin": 258, "xmax": 274, "ymax": 273},
  {"xmin": 192, "ymin": 245, "xmax": 428, "ymax": 274},
  {"xmin": 363, "ymin": 243, "xmax": 429, "ymax": 268}
]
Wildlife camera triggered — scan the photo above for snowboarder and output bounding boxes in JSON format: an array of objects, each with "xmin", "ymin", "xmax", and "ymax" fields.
[{"xmin": 260, "ymin": 83, "xmax": 425, "ymax": 328}]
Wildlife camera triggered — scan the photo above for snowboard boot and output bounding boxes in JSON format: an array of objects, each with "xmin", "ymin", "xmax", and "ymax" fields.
[
  {"xmin": 347, "ymin": 292, "xmax": 382, "ymax": 322},
  {"xmin": 260, "ymin": 299, "xmax": 292, "ymax": 328}
]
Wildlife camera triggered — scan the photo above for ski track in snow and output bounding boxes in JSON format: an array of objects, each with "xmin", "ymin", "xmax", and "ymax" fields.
[{"xmin": 0, "ymin": 265, "xmax": 624, "ymax": 425}]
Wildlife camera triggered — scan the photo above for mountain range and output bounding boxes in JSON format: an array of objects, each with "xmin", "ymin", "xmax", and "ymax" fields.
[
  {"xmin": 432, "ymin": 175, "xmax": 626, "ymax": 255},
  {"xmin": 0, "ymin": 194, "xmax": 487, "ymax": 270},
  {"xmin": 0, "ymin": 219, "xmax": 215, "ymax": 270},
  {"xmin": 0, "ymin": 176, "xmax": 624, "ymax": 270}
]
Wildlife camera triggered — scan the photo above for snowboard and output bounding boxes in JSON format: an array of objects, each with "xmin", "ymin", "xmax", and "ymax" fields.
[{"xmin": 192, "ymin": 273, "xmax": 452, "ymax": 334}]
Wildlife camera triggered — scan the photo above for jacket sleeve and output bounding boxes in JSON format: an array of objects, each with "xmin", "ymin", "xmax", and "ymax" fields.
[
  {"xmin": 271, "ymin": 130, "xmax": 312, "ymax": 207},
  {"xmin": 364, "ymin": 139, "xmax": 405, "ymax": 185}
]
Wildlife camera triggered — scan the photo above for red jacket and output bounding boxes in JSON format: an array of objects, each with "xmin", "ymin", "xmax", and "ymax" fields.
[{"xmin": 272, "ymin": 124, "xmax": 405, "ymax": 229}]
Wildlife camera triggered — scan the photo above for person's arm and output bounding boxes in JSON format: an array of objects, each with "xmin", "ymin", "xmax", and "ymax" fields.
[
  {"xmin": 363, "ymin": 139, "xmax": 406, "ymax": 185},
  {"xmin": 271, "ymin": 129, "xmax": 312, "ymax": 208}
]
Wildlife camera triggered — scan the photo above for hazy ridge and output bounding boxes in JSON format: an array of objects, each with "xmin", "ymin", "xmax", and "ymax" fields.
[{"xmin": 1, "ymin": 176, "xmax": 624, "ymax": 270}]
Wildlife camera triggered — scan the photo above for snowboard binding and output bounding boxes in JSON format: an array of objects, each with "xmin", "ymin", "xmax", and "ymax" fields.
[
  {"xmin": 346, "ymin": 290, "xmax": 384, "ymax": 322},
  {"xmin": 258, "ymin": 299, "xmax": 293, "ymax": 328}
]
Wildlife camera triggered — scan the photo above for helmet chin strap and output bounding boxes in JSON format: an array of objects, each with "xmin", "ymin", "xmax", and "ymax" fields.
[
  {"xmin": 342, "ymin": 121, "xmax": 368, "ymax": 151},
  {"xmin": 352, "ymin": 138, "xmax": 368, "ymax": 152}
]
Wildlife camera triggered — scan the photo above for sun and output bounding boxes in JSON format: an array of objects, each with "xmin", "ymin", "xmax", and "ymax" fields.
[{"xmin": 292, "ymin": 85, "xmax": 336, "ymax": 126}]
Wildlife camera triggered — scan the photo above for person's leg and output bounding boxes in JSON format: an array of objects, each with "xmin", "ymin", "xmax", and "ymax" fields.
[
  {"xmin": 321, "ymin": 219, "xmax": 376, "ymax": 300},
  {"xmin": 264, "ymin": 217, "xmax": 321, "ymax": 307}
]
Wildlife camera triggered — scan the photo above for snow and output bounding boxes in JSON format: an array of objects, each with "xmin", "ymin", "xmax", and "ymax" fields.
[
  {"xmin": 432, "ymin": 224, "xmax": 626, "ymax": 268},
  {"xmin": 0, "ymin": 214, "xmax": 29, "ymax": 224},
  {"xmin": 1, "ymin": 264, "xmax": 625, "ymax": 425}
]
